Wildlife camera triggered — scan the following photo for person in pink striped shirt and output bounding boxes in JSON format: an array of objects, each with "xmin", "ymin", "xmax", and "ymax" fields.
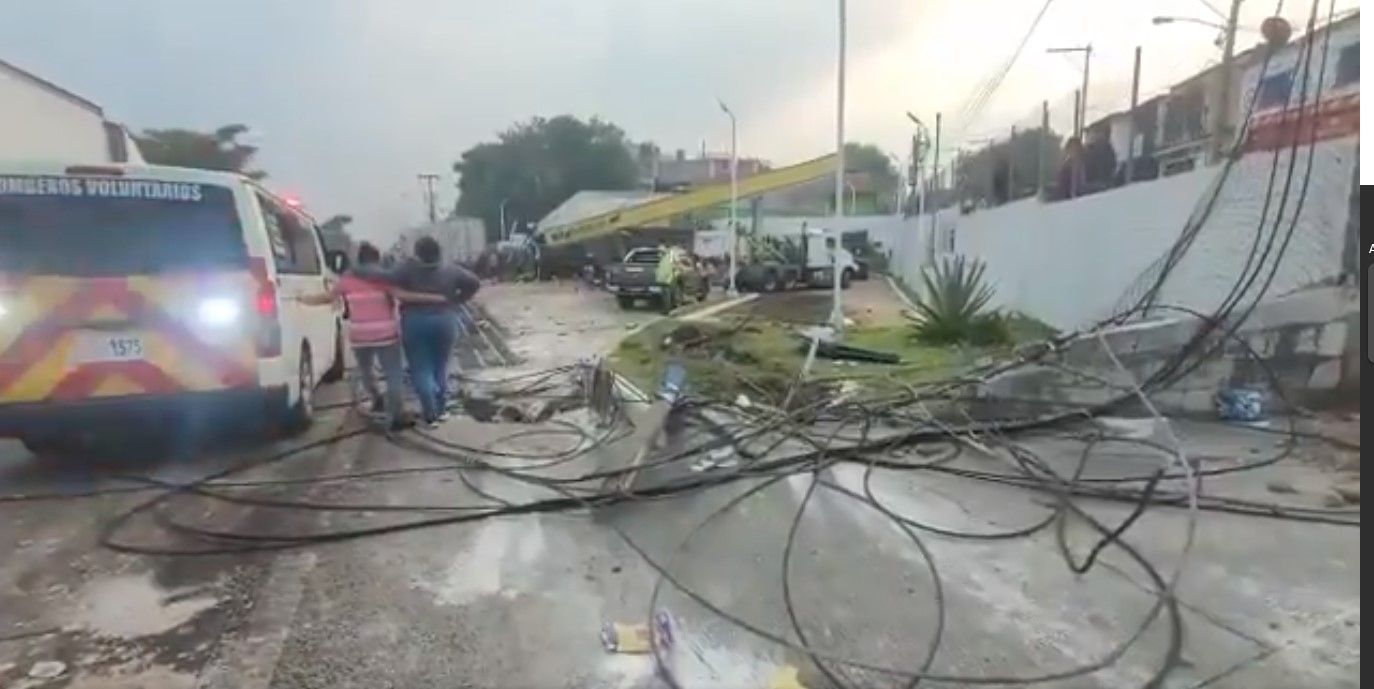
[{"xmin": 299, "ymin": 242, "xmax": 443, "ymax": 431}]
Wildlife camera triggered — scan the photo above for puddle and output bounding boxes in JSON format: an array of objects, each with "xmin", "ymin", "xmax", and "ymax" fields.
[{"xmin": 68, "ymin": 573, "xmax": 219, "ymax": 639}]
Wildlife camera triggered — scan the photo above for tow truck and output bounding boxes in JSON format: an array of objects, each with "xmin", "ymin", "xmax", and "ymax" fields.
[{"xmin": 735, "ymin": 225, "xmax": 858, "ymax": 293}]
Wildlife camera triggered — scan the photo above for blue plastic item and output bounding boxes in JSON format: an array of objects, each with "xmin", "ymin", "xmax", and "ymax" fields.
[
  {"xmin": 658, "ymin": 362, "xmax": 687, "ymax": 403},
  {"xmin": 1215, "ymin": 388, "xmax": 1267, "ymax": 422}
]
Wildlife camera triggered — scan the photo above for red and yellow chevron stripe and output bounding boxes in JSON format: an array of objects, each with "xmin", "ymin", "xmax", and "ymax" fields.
[{"xmin": 0, "ymin": 273, "xmax": 259, "ymax": 404}]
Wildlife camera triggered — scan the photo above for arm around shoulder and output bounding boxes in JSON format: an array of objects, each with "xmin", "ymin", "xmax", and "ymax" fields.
[{"xmin": 450, "ymin": 266, "xmax": 481, "ymax": 304}]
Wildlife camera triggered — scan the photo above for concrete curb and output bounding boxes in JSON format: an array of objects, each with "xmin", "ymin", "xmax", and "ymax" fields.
[
  {"xmin": 884, "ymin": 274, "xmax": 918, "ymax": 312},
  {"xmin": 680, "ymin": 293, "xmax": 759, "ymax": 322}
]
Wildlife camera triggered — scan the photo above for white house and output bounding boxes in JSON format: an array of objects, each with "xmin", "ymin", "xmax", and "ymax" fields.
[{"xmin": 0, "ymin": 58, "xmax": 144, "ymax": 164}]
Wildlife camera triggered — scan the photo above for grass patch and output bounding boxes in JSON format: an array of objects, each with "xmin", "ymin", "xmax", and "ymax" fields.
[{"xmin": 610, "ymin": 316, "xmax": 973, "ymax": 406}]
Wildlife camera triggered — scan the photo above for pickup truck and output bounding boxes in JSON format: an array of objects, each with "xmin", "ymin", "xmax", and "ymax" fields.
[{"xmin": 605, "ymin": 247, "xmax": 709, "ymax": 312}]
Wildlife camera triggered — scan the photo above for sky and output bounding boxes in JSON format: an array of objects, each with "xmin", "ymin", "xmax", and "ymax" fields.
[{"xmin": 1, "ymin": 0, "xmax": 1355, "ymax": 243}]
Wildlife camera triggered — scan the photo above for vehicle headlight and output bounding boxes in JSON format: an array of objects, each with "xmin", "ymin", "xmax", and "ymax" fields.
[{"xmin": 198, "ymin": 297, "xmax": 242, "ymax": 326}]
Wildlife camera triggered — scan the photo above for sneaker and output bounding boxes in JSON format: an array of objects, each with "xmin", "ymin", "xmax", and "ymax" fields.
[
  {"xmin": 436, "ymin": 411, "xmax": 452, "ymax": 423},
  {"xmin": 425, "ymin": 418, "xmax": 442, "ymax": 431}
]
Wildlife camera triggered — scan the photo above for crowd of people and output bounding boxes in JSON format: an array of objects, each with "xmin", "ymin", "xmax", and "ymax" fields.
[{"xmin": 299, "ymin": 235, "xmax": 482, "ymax": 432}]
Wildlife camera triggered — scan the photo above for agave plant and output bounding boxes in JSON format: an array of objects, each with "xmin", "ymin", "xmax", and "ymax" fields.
[{"xmin": 909, "ymin": 256, "xmax": 1009, "ymax": 346}]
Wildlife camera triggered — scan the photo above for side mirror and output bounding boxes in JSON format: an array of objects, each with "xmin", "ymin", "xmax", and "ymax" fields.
[{"xmin": 326, "ymin": 250, "xmax": 350, "ymax": 274}]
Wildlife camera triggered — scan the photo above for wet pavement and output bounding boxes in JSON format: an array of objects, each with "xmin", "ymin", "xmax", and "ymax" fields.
[{"xmin": 0, "ymin": 283, "xmax": 1360, "ymax": 688}]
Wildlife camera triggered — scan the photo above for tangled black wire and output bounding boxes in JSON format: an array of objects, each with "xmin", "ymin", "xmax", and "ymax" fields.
[{"xmin": 1, "ymin": 3, "xmax": 1358, "ymax": 686}]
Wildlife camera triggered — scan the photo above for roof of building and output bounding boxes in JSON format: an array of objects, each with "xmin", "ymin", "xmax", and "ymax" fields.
[
  {"xmin": 0, "ymin": 57, "xmax": 104, "ymax": 115},
  {"xmin": 536, "ymin": 189, "xmax": 670, "ymax": 234}
]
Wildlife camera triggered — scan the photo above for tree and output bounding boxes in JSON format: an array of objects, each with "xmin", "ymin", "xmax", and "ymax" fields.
[
  {"xmin": 317, "ymin": 214, "xmax": 354, "ymax": 255},
  {"xmin": 135, "ymin": 124, "xmax": 266, "ymax": 179},
  {"xmin": 319, "ymin": 214, "xmax": 353, "ymax": 234},
  {"xmin": 453, "ymin": 116, "xmax": 641, "ymax": 241},
  {"xmin": 845, "ymin": 142, "xmax": 897, "ymax": 185},
  {"xmin": 844, "ymin": 142, "xmax": 899, "ymax": 213}
]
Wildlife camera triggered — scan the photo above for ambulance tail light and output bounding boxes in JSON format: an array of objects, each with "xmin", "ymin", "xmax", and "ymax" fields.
[{"xmin": 248, "ymin": 259, "xmax": 282, "ymax": 358}]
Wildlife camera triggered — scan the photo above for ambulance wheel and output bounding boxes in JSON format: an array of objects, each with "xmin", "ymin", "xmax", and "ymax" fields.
[
  {"xmin": 20, "ymin": 436, "xmax": 73, "ymax": 457},
  {"xmin": 320, "ymin": 324, "xmax": 346, "ymax": 384},
  {"xmin": 284, "ymin": 347, "xmax": 316, "ymax": 434}
]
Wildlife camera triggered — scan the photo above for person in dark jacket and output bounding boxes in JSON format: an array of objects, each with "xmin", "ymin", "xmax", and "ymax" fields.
[
  {"xmin": 355, "ymin": 236, "xmax": 481, "ymax": 427},
  {"xmin": 1056, "ymin": 137, "xmax": 1086, "ymax": 201},
  {"xmin": 1083, "ymin": 129, "xmax": 1118, "ymax": 192}
]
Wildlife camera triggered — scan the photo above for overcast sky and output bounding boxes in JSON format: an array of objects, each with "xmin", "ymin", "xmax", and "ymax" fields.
[{"xmin": 1, "ymin": 0, "xmax": 1352, "ymax": 242}]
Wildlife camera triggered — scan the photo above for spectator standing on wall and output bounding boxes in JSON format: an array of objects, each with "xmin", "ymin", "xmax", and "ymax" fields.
[
  {"xmin": 1056, "ymin": 137, "xmax": 1086, "ymax": 201},
  {"xmin": 1083, "ymin": 129, "xmax": 1118, "ymax": 192},
  {"xmin": 992, "ymin": 153, "xmax": 1011, "ymax": 206}
]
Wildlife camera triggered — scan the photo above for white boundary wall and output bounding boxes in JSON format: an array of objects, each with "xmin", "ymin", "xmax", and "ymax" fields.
[{"xmin": 885, "ymin": 134, "xmax": 1358, "ymax": 332}]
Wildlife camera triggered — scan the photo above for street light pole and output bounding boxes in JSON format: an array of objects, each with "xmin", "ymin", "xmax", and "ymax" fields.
[
  {"xmin": 718, "ymin": 99, "xmax": 740, "ymax": 297},
  {"xmin": 417, "ymin": 173, "xmax": 440, "ymax": 224},
  {"xmin": 904, "ymin": 112, "xmax": 930, "ymax": 218},
  {"xmin": 1209, "ymin": 0, "xmax": 1244, "ymax": 164},
  {"xmin": 829, "ymin": 0, "xmax": 847, "ymax": 332},
  {"xmin": 498, "ymin": 198, "xmax": 511, "ymax": 241}
]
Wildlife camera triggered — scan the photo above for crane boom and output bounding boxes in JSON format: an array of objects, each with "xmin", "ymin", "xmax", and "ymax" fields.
[{"xmin": 541, "ymin": 153, "xmax": 838, "ymax": 246}]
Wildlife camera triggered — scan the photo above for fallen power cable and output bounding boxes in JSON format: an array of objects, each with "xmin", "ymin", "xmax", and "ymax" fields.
[{"xmin": 6, "ymin": 7, "xmax": 1357, "ymax": 684}]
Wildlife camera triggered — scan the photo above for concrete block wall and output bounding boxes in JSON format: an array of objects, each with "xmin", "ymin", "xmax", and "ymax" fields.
[{"xmin": 977, "ymin": 286, "xmax": 1358, "ymax": 417}]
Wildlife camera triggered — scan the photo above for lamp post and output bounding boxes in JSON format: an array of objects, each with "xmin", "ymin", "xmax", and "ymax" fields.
[
  {"xmin": 829, "ymin": 0, "xmax": 848, "ymax": 332},
  {"xmin": 498, "ymin": 198, "xmax": 511, "ymax": 241},
  {"xmin": 888, "ymin": 153, "xmax": 904, "ymax": 215},
  {"xmin": 718, "ymin": 98, "xmax": 740, "ymax": 297},
  {"xmin": 1154, "ymin": 0, "xmax": 1245, "ymax": 164}
]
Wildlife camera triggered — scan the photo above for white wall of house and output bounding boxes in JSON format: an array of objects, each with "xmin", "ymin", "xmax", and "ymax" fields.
[
  {"xmin": 890, "ymin": 134, "xmax": 1359, "ymax": 331},
  {"xmin": 0, "ymin": 63, "xmax": 112, "ymax": 163}
]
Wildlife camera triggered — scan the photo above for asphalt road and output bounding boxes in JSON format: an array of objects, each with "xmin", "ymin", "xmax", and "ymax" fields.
[{"xmin": 0, "ymin": 284, "xmax": 1359, "ymax": 688}]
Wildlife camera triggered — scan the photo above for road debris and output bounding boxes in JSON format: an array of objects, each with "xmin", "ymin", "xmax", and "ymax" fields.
[
  {"xmin": 600, "ymin": 610, "xmax": 675, "ymax": 655},
  {"xmin": 768, "ymin": 664, "xmax": 809, "ymax": 689},
  {"xmin": 27, "ymin": 660, "xmax": 66, "ymax": 680}
]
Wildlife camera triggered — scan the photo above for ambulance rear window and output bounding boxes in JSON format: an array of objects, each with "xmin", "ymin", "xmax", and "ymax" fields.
[{"xmin": 0, "ymin": 176, "xmax": 248, "ymax": 277}]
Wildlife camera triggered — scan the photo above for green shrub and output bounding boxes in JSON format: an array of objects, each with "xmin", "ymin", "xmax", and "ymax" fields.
[{"xmin": 909, "ymin": 256, "xmax": 1012, "ymax": 347}]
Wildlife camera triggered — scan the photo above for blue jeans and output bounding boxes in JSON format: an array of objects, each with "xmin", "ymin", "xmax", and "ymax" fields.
[
  {"xmin": 401, "ymin": 309, "xmax": 458, "ymax": 422},
  {"xmin": 354, "ymin": 343, "xmax": 405, "ymax": 425}
]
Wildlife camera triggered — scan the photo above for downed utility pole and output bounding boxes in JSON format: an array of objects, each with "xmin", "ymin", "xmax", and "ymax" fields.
[{"xmin": 601, "ymin": 363, "xmax": 687, "ymax": 496}]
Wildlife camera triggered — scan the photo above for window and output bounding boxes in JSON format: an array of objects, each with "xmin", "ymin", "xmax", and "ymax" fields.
[
  {"xmin": 255, "ymin": 193, "xmax": 294, "ymax": 270},
  {"xmin": 254, "ymin": 193, "xmax": 321, "ymax": 275},
  {"xmin": 1335, "ymin": 43, "xmax": 1359, "ymax": 87},
  {"xmin": 285, "ymin": 213, "xmax": 322, "ymax": 274},
  {"xmin": 0, "ymin": 179, "xmax": 247, "ymax": 277},
  {"xmin": 1257, "ymin": 71, "xmax": 1294, "ymax": 109}
]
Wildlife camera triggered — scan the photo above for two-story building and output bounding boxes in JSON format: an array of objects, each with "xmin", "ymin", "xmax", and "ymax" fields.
[{"xmin": 1239, "ymin": 10, "xmax": 1360, "ymax": 154}]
